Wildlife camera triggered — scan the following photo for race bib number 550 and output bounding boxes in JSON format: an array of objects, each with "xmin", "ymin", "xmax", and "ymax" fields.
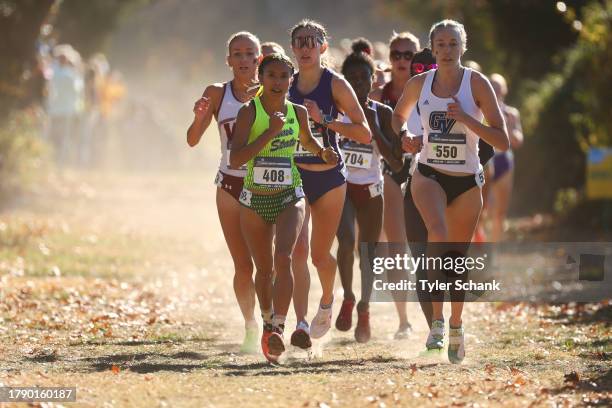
[{"xmin": 426, "ymin": 133, "xmax": 467, "ymax": 165}]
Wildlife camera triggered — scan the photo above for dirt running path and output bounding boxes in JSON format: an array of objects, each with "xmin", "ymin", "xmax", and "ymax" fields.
[{"xmin": 0, "ymin": 170, "xmax": 609, "ymax": 407}]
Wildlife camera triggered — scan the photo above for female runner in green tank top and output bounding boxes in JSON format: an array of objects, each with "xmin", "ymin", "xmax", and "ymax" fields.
[{"xmin": 230, "ymin": 54, "xmax": 338, "ymax": 362}]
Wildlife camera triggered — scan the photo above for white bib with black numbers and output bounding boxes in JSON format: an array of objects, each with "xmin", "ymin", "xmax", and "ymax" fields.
[
  {"xmin": 343, "ymin": 141, "xmax": 373, "ymax": 169},
  {"xmin": 426, "ymin": 133, "xmax": 467, "ymax": 165},
  {"xmin": 253, "ymin": 156, "xmax": 292, "ymax": 187},
  {"xmin": 338, "ymin": 100, "xmax": 383, "ymax": 185}
]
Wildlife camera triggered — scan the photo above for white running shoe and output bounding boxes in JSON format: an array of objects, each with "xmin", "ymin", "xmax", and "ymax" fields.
[
  {"xmin": 448, "ymin": 325, "xmax": 465, "ymax": 364},
  {"xmin": 426, "ymin": 319, "xmax": 445, "ymax": 350},
  {"xmin": 310, "ymin": 303, "xmax": 333, "ymax": 339}
]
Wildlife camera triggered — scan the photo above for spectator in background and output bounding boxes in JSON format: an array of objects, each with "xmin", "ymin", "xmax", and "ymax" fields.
[
  {"xmin": 45, "ymin": 44, "xmax": 84, "ymax": 167},
  {"xmin": 79, "ymin": 53, "xmax": 110, "ymax": 167}
]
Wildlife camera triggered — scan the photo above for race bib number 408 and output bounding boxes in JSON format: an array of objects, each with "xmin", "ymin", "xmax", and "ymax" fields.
[
  {"xmin": 253, "ymin": 156, "xmax": 292, "ymax": 187},
  {"xmin": 426, "ymin": 133, "xmax": 467, "ymax": 165}
]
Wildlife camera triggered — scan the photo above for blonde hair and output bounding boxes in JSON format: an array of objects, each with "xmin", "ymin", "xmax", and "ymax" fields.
[
  {"xmin": 429, "ymin": 19, "xmax": 467, "ymax": 53},
  {"xmin": 490, "ymin": 73, "xmax": 508, "ymax": 97},
  {"xmin": 388, "ymin": 31, "xmax": 420, "ymax": 50},
  {"xmin": 227, "ymin": 31, "xmax": 261, "ymax": 55}
]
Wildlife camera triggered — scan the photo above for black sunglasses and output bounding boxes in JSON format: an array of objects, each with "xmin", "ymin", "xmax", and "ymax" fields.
[
  {"xmin": 390, "ymin": 50, "xmax": 415, "ymax": 61},
  {"xmin": 291, "ymin": 35, "xmax": 324, "ymax": 49}
]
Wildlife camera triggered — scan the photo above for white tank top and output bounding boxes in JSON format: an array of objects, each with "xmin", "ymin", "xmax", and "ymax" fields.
[
  {"xmin": 217, "ymin": 81, "xmax": 247, "ymax": 177},
  {"xmin": 418, "ymin": 68, "xmax": 483, "ymax": 174},
  {"xmin": 339, "ymin": 100, "xmax": 383, "ymax": 185}
]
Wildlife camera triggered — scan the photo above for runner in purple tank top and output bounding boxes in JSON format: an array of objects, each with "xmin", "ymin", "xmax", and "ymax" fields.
[{"xmin": 287, "ymin": 19, "xmax": 371, "ymax": 349}]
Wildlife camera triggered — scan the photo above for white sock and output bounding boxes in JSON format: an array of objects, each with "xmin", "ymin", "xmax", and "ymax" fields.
[
  {"xmin": 261, "ymin": 309, "xmax": 273, "ymax": 325},
  {"xmin": 272, "ymin": 314, "xmax": 286, "ymax": 330}
]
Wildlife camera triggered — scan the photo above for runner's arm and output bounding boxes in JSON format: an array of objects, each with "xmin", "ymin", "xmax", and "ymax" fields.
[
  {"xmin": 373, "ymin": 104, "xmax": 404, "ymax": 172},
  {"xmin": 187, "ymin": 84, "xmax": 222, "ymax": 147},
  {"xmin": 391, "ymin": 75, "xmax": 423, "ymax": 135},
  {"xmin": 295, "ymin": 104, "xmax": 326, "ymax": 156},
  {"xmin": 328, "ymin": 76, "xmax": 372, "ymax": 144},
  {"xmin": 229, "ymin": 104, "xmax": 278, "ymax": 168},
  {"xmin": 466, "ymin": 72, "xmax": 510, "ymax": 151}
]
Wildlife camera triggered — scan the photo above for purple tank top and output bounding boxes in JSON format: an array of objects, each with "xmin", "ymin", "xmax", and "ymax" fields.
[{"xmin": 289, "ymin": 68, "xmax": 342, "ymax": 165}]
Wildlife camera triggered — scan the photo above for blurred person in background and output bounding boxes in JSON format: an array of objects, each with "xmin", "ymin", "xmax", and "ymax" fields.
[
  {"xmin": 79, "ymin": 54, "xmax": 108, "ymax": 167},
  {"xmin": 45, "ymin": 44, "xmax": 84, "ymax": 167},
  {"xmin": 488, "ymin": 73, "xmax": 523, "ymax": 241},
  {"xmin": 463, "ymin": 60, "xmax": 496, "ymax": 242}
]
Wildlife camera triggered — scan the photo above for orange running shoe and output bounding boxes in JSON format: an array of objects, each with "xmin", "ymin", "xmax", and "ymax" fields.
[{"xmin": 261, "ymin": 324, "xmax": 279, "ymax": 363}]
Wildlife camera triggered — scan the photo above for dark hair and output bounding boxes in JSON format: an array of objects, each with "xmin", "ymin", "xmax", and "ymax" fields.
[
  {"xmin": 341, "ymin": 51, "xmax": 376, "ymax": 77},
  {"xmin": 258, "ymin": 53, "xmax": 295, "ymax": 76},
  {"xmin": 410, "ymin": 48, "xmax": 436, "ymax": 76},
  {"xmin": 290, "ymin": 19, "xmax": 328, "ymax": 42},
  {"xmin": 351, "ymin": 37, "xmax": 373, "ymax": 55}
]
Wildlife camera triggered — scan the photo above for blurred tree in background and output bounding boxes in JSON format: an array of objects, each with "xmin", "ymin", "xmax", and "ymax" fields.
[
  {"xmin": 0, "ymin": 0, "xmax": 54, "ymax": 120},
  {"xmin": 390, "ymin": 0, "xmax": 611, "ymax": 214},
  {"xmin": 0, "ymin": 0, "xmax": 609, "ymax": 218}
]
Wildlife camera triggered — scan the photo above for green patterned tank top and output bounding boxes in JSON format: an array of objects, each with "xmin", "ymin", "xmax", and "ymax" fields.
[{"xmin": 243, "ymin": 96, "xmax": 302, "ymax": 193}]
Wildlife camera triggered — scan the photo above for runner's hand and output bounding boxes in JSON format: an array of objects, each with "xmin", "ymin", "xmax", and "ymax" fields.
[
  {"xmin": 269, "ymin": 112, "xmax": 286, "ymax": 134},
  {"xmin": 446, "ymin": 96, "xmax": 469, "ymax": 123},
  {"xmin": 401, "ymin": 134, "xmax": 423, "ymax": 154},
  {"xmin": 193, "ymin": 97, "xmax": 210, "ymax": 120},
  {"xmin": 303, "ymin": 99, "xmax": 323, "ymax": 124},
  {"xmin": 321, "ymin": 147, "xmax": 338, "ymax": 165}
]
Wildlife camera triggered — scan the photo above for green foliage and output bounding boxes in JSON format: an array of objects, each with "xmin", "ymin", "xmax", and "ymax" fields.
[
  {"xmin": 53, "ymin": 0, "xmax": 149, "ymax": 58},
  {"xmin": 514, "ymin": 0, "xmax": 612, "ymax": 213},
  {"xmin": 0, "ymin": 110, "xmax": 49, "ymax": 201}
]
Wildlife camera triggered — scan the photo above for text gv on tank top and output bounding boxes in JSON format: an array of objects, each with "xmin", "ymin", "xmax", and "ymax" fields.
[
  {"xmin": 243, "ymin": 96, "xmax": 302, "ymax": 194},
  {"xmin": 288, "ymin": 68, "xmax": 342, "ymax": 166},
  {"xmin": 217, "ymin": 81, "xmax": 248, "ymax": 178},
  {"xmin": 418, "ymin": 67, "xmax": 483, "ymax": 174}
]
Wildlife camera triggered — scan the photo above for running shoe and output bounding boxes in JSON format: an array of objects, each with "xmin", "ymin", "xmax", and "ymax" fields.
[
  {"xmin": 310, "ymin": 301, "xmax": 333, "ymax": 339},
  {"xmin": 239, "ymin": 324, "xmax": 259, "ymax": 354},
  {"xmin": 448, "ymin": 325, "xmax": 465, "ymax": 364},
  {"xmin": 335, "ymin": 298, "xmax": 355, "ymax": 332},
  {"xmin": 290, "ymin": 320, "xmax": 312, "ymax": 349},
  {"xmin": 261, "ymin": 324, "xmax": 278, "ymax": 363},
  {"xmin": 354, "ymin": 306, "xmax": 371, "ymax": 343},
  {"xmin": 267, "ymin": 326, "xmax": 285, "ymax": 358},
  {"xmin": 426, "ymin": 319, "xmax": 445, "ymax": 350},
  {"xmin": 393, "ymin": 322, "xmax": 413, "ymax": 340}
]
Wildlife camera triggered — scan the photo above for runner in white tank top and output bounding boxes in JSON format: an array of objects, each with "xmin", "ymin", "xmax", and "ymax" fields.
[
  {"xmin": 186, "ymin": 31, "xmax": 262, "ymax": 355},
  {"xmin": 392, "ymin": 20, "xmax": 509, "ymax": 364},
  {"xmin": 217, "ymin": 80, "xmax": 248, "ymax": 178},
  {"xmin": 417, "ymin": 67, "xmax": 483, "ymax": 175}
]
